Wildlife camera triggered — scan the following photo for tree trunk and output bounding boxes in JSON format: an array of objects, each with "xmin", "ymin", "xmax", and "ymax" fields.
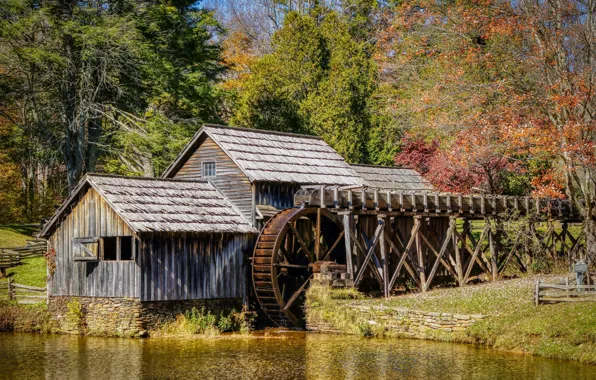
[
  {"xmin": 585, "ymin": 209, "xmax": 596, "ymax": 266},
  {"xmin": 85, "ymin": 116, "xmax": 102, "ymax": 173}
]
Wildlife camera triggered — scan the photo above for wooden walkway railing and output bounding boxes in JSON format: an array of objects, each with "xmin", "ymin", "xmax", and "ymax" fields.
[
  {"xmin": 535, "ymin": 280, "xmax": 596, "ymax": 305},
  {"xmin": 0, "ymin": 278, "xmax": 47, "ymax": 304},
  {"xmin": 295, "ymin": 186, "xmax": 583, "ymax": 220}
]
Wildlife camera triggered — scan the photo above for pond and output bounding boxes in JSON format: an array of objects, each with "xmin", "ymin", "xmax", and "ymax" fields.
[{"xmin": 1, "ymin": 332, "xmax": 594, "ymax": 379}]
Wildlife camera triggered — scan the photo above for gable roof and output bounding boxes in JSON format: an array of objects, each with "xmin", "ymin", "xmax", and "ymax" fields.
[
  {"xmin": 351, "ymin": 164, "xmax": 435, "ymax": 192},
  {"xmin": 40, "ymin": 174, "xmax": 258, "ymax": 237},
  {"xmin": 162, "ymin": 124, "xmax": 364, "ymax": 186}
]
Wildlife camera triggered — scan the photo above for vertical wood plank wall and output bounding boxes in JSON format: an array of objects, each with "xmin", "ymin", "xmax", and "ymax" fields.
[
  {"xmin": 139, "ymin": 233, "xmax": 252, "ymax": 301},
  {"xmin": 48, "ymin": 188, "xmax": 140, "ymax": 297},
  {"xmin": 255, "ymin": 182, "xmax": 301, "ymax": 209},
  {"xmin": 171, "ymin": 136, "xmax": 254, "ymax": 220}
]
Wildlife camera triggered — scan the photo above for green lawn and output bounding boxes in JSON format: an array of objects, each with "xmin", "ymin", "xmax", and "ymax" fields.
[
  {"xmin": 0, "ymin": 224, "xmax": 38, "ymax": 247},
  {"xmin": 1, "ymin": 225, "xmax": 47, "ymax": 288}
]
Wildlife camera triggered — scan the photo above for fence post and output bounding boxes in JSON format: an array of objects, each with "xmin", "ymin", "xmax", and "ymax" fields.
[
  {"xmin": 7, "ymin": 277, "xmax": 13, "ymax": 301},
  {"xmin": 535, "ymin": 279, "xmax": 540, "ymax": 306},
  {"xmin": 565, "ymin": 277, "xmax": 570, "ymax": 299}
]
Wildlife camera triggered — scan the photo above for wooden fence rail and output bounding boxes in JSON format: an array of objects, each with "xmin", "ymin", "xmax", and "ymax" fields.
[
  {"xmin": 0, "ymin": 240, "xmax": 46, "ymax": 277},
  {"xmin": 535, "ymin": 280, "xmax": 596, "ymax": 305},
  {"xmin": 0, "ymin": 279, "xmax": 47, "ymax": 304}
]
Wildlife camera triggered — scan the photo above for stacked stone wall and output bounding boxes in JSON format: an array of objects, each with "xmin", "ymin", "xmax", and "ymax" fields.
[
  {"xmin": 48, "ymin": 296, "xmax": 241, "ymax": 337},
  {"xmin": 307, "ymin": 303, "xmax": 484, "ymax": 338}
]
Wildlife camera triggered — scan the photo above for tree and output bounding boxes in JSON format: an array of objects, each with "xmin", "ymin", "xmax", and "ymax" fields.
[
  {"xmin": 0, "ymin": 0, "xmax": 227, "ymax": 202},
  {"xmin": 231, "ymin": 11, "xmax": 328, "ymax": 133},
  {"xmin": 231, "ymin": 8, "xmax": 382, "ymax": 162}
]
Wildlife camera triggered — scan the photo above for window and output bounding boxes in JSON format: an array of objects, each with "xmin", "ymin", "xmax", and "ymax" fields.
[
  {"xmin": 73, "ymin": 238, "xmax": 99, "ymax": 261},
  {"xmin": 102, "ymin": 237, "xmax": 118, "ymax": 261},
  {"xmin": 202, "ymin": 161, "xmax": 216, "ymax": 177},
  {"xmin": 100, "ymin": 236, "xmax": 135, "ymax": 261},
  {"xmin": 120, "ymin": 237, "xmax": 133, "ymax": 260}
]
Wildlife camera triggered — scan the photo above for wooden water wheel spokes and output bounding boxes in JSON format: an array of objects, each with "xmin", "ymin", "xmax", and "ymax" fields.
[{"xmin": 252, "ymin": 207, "xmax": 344, "ymax": 328}]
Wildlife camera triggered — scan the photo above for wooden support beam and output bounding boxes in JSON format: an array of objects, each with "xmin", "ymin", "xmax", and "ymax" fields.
[
  {"xmin": 454, "ymin": 219, "xmax": 464, "ymax": 285},
  {"xmin": 315, "ymin": 208, "xmax": 321, "ymax": 260},
  {"xmin": 425, "ymin": 219, "xmax": 456, "ymax": 290},
  {"xmin": 342, "ymin": 213, "xmax": 354, "ymax": 284},
  {"xmin": 387, "ymin": 221, "xmax": 422, "ymax": 290},
  {"xmin": 463, "ymin": 224, "xmax": 491, "ymax": 283},
  {"xmin": 420, "ymin": 231, "xmax": 458, "ymax": 280},
  {"xmin": 415, "ymin": 217, "xmax": 427, "ymax": 292},
  {"xmin": 379, "ymin": 215, "xmax": 389, "ymax": 297},
  {"xmin": 353, "ymin": 221, "xmax": 385, "ymax": 287},
  {"xmin": 289, "ymin": 224, "xmax": 314, "ymax": 263},
  {"xmin": 488, "ymin": 219, "xmax": 498, "ymax": 281},
  {"xmin": 497, "ymin": 232, "xmax": 522, "ymax": 277}
]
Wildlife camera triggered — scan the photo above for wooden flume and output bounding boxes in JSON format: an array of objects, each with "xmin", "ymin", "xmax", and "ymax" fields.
[{"xmin": 253, "ymin": 186, "xmax": 586, "ymax": 327}]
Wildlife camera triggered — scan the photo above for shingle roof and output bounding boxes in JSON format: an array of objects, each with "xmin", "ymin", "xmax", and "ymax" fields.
[
  {"xmin": 40, "ymin": 174, "xmax": 258, "ymax": 237},
  {"xmin": 163, "ymin": 124, "xmax": 364, "ymax": 186},
  {"xmin": 351, "ymin": 164, "xmax": 435, "ymax": 192}
]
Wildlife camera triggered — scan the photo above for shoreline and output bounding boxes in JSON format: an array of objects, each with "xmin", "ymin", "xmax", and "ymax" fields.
[
  {"xmin": 2, "ymin": 275, "xmax": 595, "ymax": 365},
  {"xmin": 305, "ymin": 276, "xmax": 596, "ymax": 365}
]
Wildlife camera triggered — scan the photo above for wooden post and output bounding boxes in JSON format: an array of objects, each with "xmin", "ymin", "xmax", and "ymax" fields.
[
  {"xmin": 454, "ymin": 218, "xmax": 463, "ymax": 286},
  {"xmin": 342, "ymin": 212, "xmax": 354, "ymax": 286},
  {"xmin": 7, "ymin": 277, "xmax": 13, "ymax": 301},
  {"xmin": 315, "ymin": 208, "xmax": 321, "ymax": 261},
  {"xmin": 379, "ymin": 215, "xmax": 389, "ymax": 297},
  {"xmin": 488, "ymin": 219, "xmax": 498, "ymax": 281},
  {"xmin": 415, "ymin": 217, "xmax": 426, "ymax": 292},
  {"xmin": 565, "ymin": 277, "xmax": 570, "ymax": 299},
  {"xmin": 535, "ymin": 280, "xmax": 541, "ymax": 306}
]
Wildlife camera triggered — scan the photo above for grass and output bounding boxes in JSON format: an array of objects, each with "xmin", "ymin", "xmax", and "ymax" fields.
[
  {"xmin": 306, "ymin": 275, "xmax": 596, "ymax": 364},
  {"xmin": 0, "ymin": 224, "xmax": 46, "ymax": 287},
  {"xmin": 150, "ymin": 307, "xmax": 254, "ymax": 338},
  {"xmin": 0, "ymin": 301, "xmax": 54, "ymax": 333},
  {"xmin": 0, "ymin": 224, "xmax": 38, "ymax": 247},
  {"xmin": 5, "ymin": 256, "xmax": 47, "ymax": 287}
]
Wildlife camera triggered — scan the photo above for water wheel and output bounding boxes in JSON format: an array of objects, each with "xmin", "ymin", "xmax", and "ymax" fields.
[{"xmin": 252, "ymin": 207, "xmax": 345, "ymax": 328}]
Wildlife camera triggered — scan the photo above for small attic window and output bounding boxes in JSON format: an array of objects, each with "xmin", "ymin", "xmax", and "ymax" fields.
[{"xmin": 203, "ymin": 161, "xmax": 216, "ymax": 177}]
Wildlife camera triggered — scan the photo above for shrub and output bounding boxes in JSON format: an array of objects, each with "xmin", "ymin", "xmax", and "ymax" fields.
[{"xmin": 0, "ymin": 301, "xmax": 53, "ymax": 333}]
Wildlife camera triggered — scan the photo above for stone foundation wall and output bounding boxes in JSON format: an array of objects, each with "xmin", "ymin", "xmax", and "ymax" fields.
[
  {"xmin": 48, "ymin": 296, "xmax": 241, "ymax": 337},
  {"xmin": 141, "ymin": 298, "xmax": 243, "ymax": 328},
  {"xmin": 308, "ymin": 303, "xmax": 484, "ymax": 338}
]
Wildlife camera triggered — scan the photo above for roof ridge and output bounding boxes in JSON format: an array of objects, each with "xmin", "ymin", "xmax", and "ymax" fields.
[
  {"xmin": 87, "ymin": 173, "xmax": 210, "ymax": 184},
  {"xmin": 350, "ymin": 163, "xmax": 413, "ymax": 170},
  {"xmin": 203, "ymin": 124, "xmax": 325, "ymax": 141}
]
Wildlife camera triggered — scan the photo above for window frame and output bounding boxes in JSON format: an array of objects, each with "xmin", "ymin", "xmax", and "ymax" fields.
[
  {"xmin": 202, "ymin": 161, "xmax": 216, "ymax": 178},
  {"xmin": 99, "ymin": 236, "xmax": 136, "ymax": 262}
]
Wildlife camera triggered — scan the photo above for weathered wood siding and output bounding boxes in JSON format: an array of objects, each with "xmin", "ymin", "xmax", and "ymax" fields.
[
  {"xmin": 171, "ymin": 136, "xmax": 253, "ymax": 220},
  {"xmin": 255, "ymin": 182, "xmax": 301, "ymax": 209},
  {"xmin": 139, "ymin": 233, "xmax": 252, "ymax": 301},
  {"xmin": 254, "ymin": 182, "xmax": 301, "ymax": 230},
  {"xmin": 48, "ymin": 188, "xmax": 140, "ymax": 298}
]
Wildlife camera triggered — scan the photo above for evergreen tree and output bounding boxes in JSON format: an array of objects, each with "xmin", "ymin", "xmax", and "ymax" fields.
[{"xmin": 231, "ymin": 9, "xmax": 383, "ymax": 163}]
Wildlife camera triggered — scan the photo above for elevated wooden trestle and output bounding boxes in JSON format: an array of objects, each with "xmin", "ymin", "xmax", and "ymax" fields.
[{"xmin": 294, "ymin": 186, "xmax": 585, "ymax": 296}]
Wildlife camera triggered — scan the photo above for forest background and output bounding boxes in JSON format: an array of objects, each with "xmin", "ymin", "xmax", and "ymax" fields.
[{"xmin": 0, "ymin": 0, "xmax": 595, "ymax": 254}]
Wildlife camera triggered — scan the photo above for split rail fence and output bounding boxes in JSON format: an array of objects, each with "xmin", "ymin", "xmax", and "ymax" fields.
[
  {"xmin": 535, "ymin": 280, "xmax": 596, "ymax": 305},
  {"xmin": 0, "ymin": 278, "xmax": 47, "ymax": 304},
  {"xmin": 0, "ymin": 240, "xmax": 46, "ymax": 277}
]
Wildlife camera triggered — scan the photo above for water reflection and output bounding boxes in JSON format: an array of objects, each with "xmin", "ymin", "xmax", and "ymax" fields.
[{"xmin": 0, "ymin": 332, "xmax": 594, "ymax": 379}]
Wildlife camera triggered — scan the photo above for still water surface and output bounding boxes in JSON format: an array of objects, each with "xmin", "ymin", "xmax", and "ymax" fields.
[{"xmin": 1, "ymin": 332, "xmax": 595, "ymax": 380}]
